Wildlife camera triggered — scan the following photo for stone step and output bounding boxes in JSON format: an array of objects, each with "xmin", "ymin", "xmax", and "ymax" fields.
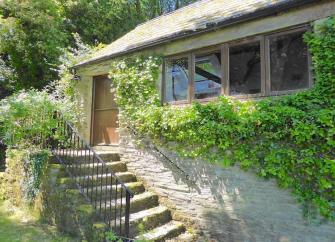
[
  {"xmin": 137, "ymin": 221, "xmax": 185, "ymax": 242},
  {"xmin": 112, "ymin": 206, "xmax": 172, "ymax": 237},
  {"xmin": 58, "ymin": 171, "xmax": 137, "ymax": 189},
  {"xmin": 95, "ymin": 152, "xmax": 121, "ymax": 162},
  {"xmin": 54, "ymin": 150, "xmax": 121, "ymax": 163},
  {"xmin": 68, "ymin": 161, "xmax": 127, "ymax": 175},
  {"xmin": 166, "ymin": 231, "xmax": 197, "ymax": 242},
  {"xmin": 87, "ymin": 181, "xmax": 144, "ymax": 200},
  {"xmin": 98, "ymin": 192, "xmax": 159, "ymax": 220},
  {"xmin": 77, "ymin": 172, "xmax": 136, "ymax": 187},
  {"xmin": 55, "ymin": 149, "xmax": 121, "ymax": 161}
]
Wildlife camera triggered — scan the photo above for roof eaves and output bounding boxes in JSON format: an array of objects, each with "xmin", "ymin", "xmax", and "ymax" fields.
[{"xmin": 73, "ymin": 0, "xmax": 318, "ymax": 69}]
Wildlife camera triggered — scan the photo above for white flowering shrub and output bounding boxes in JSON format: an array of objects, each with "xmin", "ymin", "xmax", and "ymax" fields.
[
  {"xmin": 0, "ymin": 89, "xmax": 75, "ymax": 148},
  {"xmin": 109, "ymin": 56, "xmax": 162, "ymax": 128}
]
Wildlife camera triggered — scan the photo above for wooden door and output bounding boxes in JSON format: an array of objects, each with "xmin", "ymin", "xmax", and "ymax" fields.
[{"xmin": 92, "ymin": 76, "xmax": 119, "ymax": 145}]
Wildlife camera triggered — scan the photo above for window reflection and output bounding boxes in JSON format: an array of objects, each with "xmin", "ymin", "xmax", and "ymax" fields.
[
  {"xmin": 270, "ymin": 31, "xmax": 309, "ymax": 91},
  {"xmin": 165, "ymin": 58, "xmax": 189, "ymax": 102},
  {"xmin": 229, "ymin": 42, "xmax": 261, "ymax": 95},
  {"xmin": 194, "ymin": 52, "xmax": 222, "ymax": 99}
]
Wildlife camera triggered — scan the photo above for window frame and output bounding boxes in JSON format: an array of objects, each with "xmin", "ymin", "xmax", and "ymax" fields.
[{"xmin": 162, "ymin": 24, "xmax": 312, "ymax": 104}]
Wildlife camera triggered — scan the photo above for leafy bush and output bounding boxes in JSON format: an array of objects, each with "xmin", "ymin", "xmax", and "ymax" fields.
[
  {"xmin": 0, "ymin": 89, "xmax": 74, "ymax": 148},
  {"xmin": 110, "ymin": 18, "xmax": 335, "ymax": 220},
  {"xmin": 0, "ymin": 0, "xmax": 68, "ymax": 90},
  {"xmin": 110, "ymin": 56, "xmax": 162, "ymax": 127}
]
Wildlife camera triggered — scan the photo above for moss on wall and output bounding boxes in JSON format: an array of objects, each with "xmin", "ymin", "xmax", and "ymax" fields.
[
  {"xmin": 1, "ymin": 150, "xmax": 101, "ymax": 241},
  {"xmin": 0, "ymin": 172, "xmax": 5, "ymax": 200},
  {"xmin": 37, "ymin": 163, "xmax": 100, "ymax": 241},
  {"xmin": 2, "ymin": 149, "xmax": 27, "ymax": 206}
]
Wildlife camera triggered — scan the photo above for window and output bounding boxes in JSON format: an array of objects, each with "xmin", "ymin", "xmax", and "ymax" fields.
[
  {"xmin": 229, "ymin": 41, "xmax": 261, "ymax": 95},
  {"xmin": 164, "ymin": 57, "xmax": 189, "ymax": 102},
  {"xmin": 269, "ymin": 30, "xmax": 309, "ymax": 92},
  {"xmin": 162, "ymin": 26, "xmax": 311, "ymax": 104},
  {"xmin": 194, "ymin": 52, "xmax": 222, "ymax": 99}
]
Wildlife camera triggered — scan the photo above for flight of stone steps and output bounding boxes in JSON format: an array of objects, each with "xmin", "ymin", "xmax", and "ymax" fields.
[{"xmin": 61, "ymin": 149, "xmax": 195, "ymax": 241}]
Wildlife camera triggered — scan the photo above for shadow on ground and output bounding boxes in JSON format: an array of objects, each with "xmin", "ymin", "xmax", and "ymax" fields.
[{"xmin": 0, "ymin": 200, "xmax": 79, "ymax": 242}]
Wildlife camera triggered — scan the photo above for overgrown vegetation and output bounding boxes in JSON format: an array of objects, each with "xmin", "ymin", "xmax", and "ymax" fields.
[
  {"xmin": 0, "ymin": 0, "xmax": 197, "ymax": 95},
  {"xmin": 0, "ymin": 0, "xmax": 68, "ymax": 90},
  {"xmin": 109, "ymin": 18, "xmax": 335, "ymax": 220},
  {"xmin": 0, "ymin": 89, "xmax": 77, "ymax": 148},
  {"xmin": 23, "ymin": 150, "xmax": 50, "ymax": 201},
  {"xmin": 1, "ymin": 149, "xmax": 50, "ymax": 206}
]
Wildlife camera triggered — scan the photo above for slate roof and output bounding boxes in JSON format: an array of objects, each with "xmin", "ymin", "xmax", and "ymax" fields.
[{"xmin": 75, "ymin": 0, "xmax": 315, "ymax": 68}]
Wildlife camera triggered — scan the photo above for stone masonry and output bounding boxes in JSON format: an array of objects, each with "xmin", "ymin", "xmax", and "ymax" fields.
[{"xmin": 118, "ymin": 132, "xmax": 335, "ymax": 242}]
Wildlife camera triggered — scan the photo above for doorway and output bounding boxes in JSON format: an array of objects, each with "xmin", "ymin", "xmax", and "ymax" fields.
[{"xmin": 92, "ymin": 75, "xmax": 119, "ymax": 145}]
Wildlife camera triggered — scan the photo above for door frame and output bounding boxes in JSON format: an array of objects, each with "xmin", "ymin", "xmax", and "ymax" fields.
[{"xmin": 90, "ymin": 74, "xmax": 119, "ymax": 146}]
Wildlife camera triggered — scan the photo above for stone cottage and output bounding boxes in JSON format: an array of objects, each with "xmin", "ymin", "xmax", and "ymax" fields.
[{"xmin": 72, "ymin": 0, "xmax": 335, "ymax": 241}]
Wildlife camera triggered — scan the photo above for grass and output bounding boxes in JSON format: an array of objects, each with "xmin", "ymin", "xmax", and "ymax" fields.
[{"xmin": 0, "ymin": 200, "xmax": 79, "ymax": 242}]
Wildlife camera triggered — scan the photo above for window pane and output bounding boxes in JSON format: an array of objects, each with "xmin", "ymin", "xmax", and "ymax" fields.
[
  {"xmin": 194, "ymin": 52, "xmax": 222, "ymax": 99},
  {"xmin": 165, "ymin": 58, "xmax": 189, "ymax": 102},
  {"xmin": 270, "ymin": 31, "xmax": 309, "ymax": 92},
  {"xmin": 229, "ymin": 42, "xmax": 261, "ymax": 95}
]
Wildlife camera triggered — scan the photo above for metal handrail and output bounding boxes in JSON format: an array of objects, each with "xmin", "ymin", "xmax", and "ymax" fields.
[
  {"xmin": 65, "ymin": 121, "xmax": 134, "ymax": 196},
  {"xmin": 51, "ymin": 111, "xmax": 133, "ymax": 238}
]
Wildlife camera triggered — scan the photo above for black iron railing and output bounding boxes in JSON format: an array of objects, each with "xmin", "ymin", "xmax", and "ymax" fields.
[{"xmin": 51, "ymin": 112, "xmax": 134, "ymax": 239}]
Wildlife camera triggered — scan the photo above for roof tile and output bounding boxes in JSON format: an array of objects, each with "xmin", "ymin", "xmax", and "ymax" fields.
[{"xmin": 76, "ymin": 0, "xmax": 302, "ymax": 67}]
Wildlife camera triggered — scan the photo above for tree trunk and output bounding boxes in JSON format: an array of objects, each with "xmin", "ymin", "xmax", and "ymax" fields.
[
  {"xmin": 135, "ymin": 0, "xmax": 141, "ymax": 18},
  {"xmin": 175, "ymin": 0, "xmax": 180, "ymax": 9}
]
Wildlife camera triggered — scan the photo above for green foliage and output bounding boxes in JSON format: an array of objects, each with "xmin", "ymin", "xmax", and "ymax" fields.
[
  {"xmin": 59, "ymin": 0, "xmax": 198, "ymax": 45},
  {"xmin": 0, "ymin": 89, "xmax": 76, "ymax": 148},
  {"xmin": 3, "ymin": 149, "xmax": 50, "ymax": 204},
  {"xmin": 23, "ymin": 149, "xmax": 50, "ymax": 201},
  {"xmin": 0, "ymin": 0, "xmax": 68, "ymax": 90},
  {"xmin": 59, "ymin": 0, "xmax": 140, "ymax": 45},
  {"xmin": 110, "ymin": 18, "xmax": 335, "ymax": 220},
  {"xmin": 0, "ymin": 200, "xmax": 77, "ymax": 242},
  {"xmin": 110, "ymin": 56, "xmax": 162, "ymax": 127},
  {"xmin": 0, "ymin": 0, "xmax": 197, "ymax": 95},
  {"xmin": 105, "ymin": 230, "xmax": 123, "ymax": 242}
]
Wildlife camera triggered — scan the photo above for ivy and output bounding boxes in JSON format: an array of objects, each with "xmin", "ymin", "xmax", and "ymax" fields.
[
  {"xmin": 23, "ymin": 149, "xmax": 50, "ymax": 202},
  {"xmin": 109, "ymin": 18, "xmax": 335, "ymax": 220}
]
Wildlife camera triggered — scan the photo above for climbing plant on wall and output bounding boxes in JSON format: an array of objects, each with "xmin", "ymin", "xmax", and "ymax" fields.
[{"xmin": 110, "ymin": 18, "xmax": 335, "ymax": 220}]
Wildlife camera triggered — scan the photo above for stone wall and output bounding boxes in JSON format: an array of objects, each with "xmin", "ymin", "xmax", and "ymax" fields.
[
  {"xmin": 119, "ymin": 132, "xmax": 335, "ymax": 242},
  {"xmin": 75, "ymin": 75, "xmax": 93, "ymax": 142}
]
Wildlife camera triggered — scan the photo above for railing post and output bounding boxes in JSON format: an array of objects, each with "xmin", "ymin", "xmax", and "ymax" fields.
[{"xmin": 125, "ymin": 192, "xmax": 131, "ymax": 238}]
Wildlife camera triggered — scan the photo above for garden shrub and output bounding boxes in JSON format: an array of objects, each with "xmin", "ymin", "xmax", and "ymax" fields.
[
  {"xmin": 109, "ymin": 17, "xmax": 335, "ymax": 220},
  {"xmin": 0, "ymin": 87, "xmax": 78, "ymax": 205},
  {"xmin": 0, "ymin": 89, "xmax": 76, "ymax": 148}
]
